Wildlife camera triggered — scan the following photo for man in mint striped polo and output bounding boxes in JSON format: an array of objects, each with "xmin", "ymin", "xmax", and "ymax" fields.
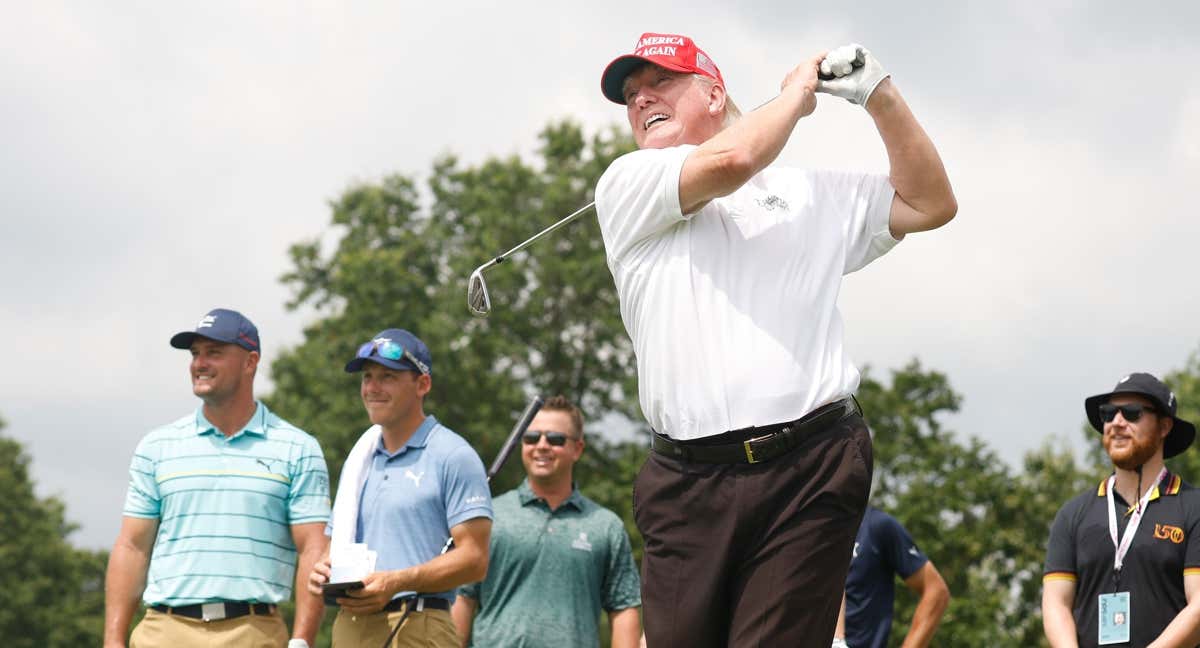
[
  {"xmin": 104, "ymin": 308, "xmax": 331, "ymax": 648},
  {"xmin": 453, "ymin": 395, "xmax": 642, "ymax": 648}
]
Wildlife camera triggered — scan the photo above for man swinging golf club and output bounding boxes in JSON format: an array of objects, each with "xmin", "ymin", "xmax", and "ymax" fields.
[{"xmin": 594, "ymin": 34, "xmax": 957, "ymax": 646}]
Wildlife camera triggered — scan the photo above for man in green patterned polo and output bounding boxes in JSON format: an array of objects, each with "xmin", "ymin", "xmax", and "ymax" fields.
[{"xmin": 452, "ymin": 395, "xmax": 642, "ymax": 647}]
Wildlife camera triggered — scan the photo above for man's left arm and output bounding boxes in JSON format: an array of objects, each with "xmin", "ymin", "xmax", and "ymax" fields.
[
  {"xmin": 337, "ymin": 517, "xmax": 492, "ymax": 615},
  {"xmin": 609, "ymin": 607, "xmax": 642, "ymax": 648},
  {"xmin": 289, "ymin": 522, "xmax": 328, "ymax": 646},
  {"xmin": 865, "ymin": 78, "xmax": 957, "ymax": 238},
  {"xmin": 898, "ymin": 561, "xmax": 950, "ymax": 648},
  {"xmin": 1148, "ymin": 573, "xmax": 1200, "ymax": 648}
]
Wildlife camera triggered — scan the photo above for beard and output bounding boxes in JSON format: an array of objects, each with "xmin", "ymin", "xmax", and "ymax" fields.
[{"xmin": 1105, "ymin": 432, "xmax": 1161, "ymax": 471}]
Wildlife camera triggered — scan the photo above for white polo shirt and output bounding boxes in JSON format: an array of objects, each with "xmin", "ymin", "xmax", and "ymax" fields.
[{"xmin": 595, "ymin": 145, "xmax": 898, "ymax": 440}]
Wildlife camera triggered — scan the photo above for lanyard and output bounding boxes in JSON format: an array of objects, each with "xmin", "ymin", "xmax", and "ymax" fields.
[{"xmin": 1106, "ymin": 467, "xmax": 1168, "ymax": 572}]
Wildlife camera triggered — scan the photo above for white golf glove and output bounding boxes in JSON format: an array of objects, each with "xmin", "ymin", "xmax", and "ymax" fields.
[
  {"xmin": 816, "ymin": 43, "xmax": 890, "ymax": 106},
  {"xmin": 831, "ymin": 638, "xmax": 850, "ymax": 648},
  {"xmin": 287, "ymin": 640, "xmax": 310, "ymax": 648}
]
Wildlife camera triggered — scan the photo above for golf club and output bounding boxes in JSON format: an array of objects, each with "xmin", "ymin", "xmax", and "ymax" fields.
[
  {"xmin": 380, "ymin": 394, "xmax": 544, "ymax": 647},
  {"xmin": 467, "ymin": 201, "xmax": 596, "ymax": 317}
]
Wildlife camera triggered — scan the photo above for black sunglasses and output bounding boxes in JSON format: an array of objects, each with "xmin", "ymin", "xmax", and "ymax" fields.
[
  {"xmin": 1098, "ymin": 403, "xmax": 1158, "ymax": 423},
  {"xmin": 522, "ymin": 430, "xmax": 572, "ymax": 446}
]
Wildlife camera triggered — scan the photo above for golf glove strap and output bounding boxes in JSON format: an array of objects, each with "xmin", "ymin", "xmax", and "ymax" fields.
[
  {"xmin": 817, "ymin": 43, "xmax": 889, "ymax": 106},
  {"xmin": 288, "ymin": 640, "xmax": 310, "ymax": 648}
]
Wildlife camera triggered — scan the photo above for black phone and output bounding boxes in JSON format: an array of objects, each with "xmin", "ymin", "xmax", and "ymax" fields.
[{"xmin": 322, "ymin": 580, "xmax": 365, "ymax": 604}]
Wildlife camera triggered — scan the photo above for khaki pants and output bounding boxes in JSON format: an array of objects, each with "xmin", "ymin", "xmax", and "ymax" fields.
[
  {"xmin": 130, "ymin": 608, "xmax": 287, "ymax": 648},
  {"xmin": 332, "ymin": 607, "xmax": 458, "ymax": 648}
]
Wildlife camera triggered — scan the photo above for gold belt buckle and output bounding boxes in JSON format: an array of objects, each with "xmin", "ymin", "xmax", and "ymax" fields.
[{"xmin": 743, "ymin": 433, "xmax": 773, "ymax": 464}]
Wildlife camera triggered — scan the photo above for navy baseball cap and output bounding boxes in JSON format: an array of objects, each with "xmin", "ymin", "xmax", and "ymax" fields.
[
  {"xmin": 345, "ymin": 328, "xmax": 432, "ymax": 375},
  {"xmin": 1084, "ymin": 372, "xmax": 1196, "ymax": 459},
  {"xmin": 169, "ymin": 308, "xmax": 261, "ymax": 353}
]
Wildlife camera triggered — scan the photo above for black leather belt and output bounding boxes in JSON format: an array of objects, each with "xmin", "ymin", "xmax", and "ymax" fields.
[
  {"xmin": 382, "ymin": 596, "xmax": 451, "ymax": 613},
  {"xmin": 150, "ymin": 601, "xmax": 275, "ymax": 622},
  {"xmin": 651, "ymin": 397, "xmax": 860, "ymax": 464}
]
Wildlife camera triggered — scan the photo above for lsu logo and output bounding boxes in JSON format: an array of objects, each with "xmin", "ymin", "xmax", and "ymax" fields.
[{"xmin": 1154, "ymin": 523, "xmax": 1185, "ymax": 544}]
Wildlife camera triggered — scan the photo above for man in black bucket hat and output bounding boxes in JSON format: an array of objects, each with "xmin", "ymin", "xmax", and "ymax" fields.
[{"xmin": 1042, "ymin": 372, "xmax": 1200, "ymax": 647}]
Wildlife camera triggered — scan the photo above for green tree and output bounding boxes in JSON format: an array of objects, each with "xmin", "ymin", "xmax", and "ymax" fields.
[
  {"xmin": 268, "ymin": 119, "xmax": 645, "ymax": 646},
  {"xmin": 859, "ymin": 361, "xmax": 1090, "ymax": 647},
  {"xmin": 0, "ymin": 416, "xmax": 107, "ymax": 647},
  {"xmin": 269, "ymin": 121, "xmax": 640, "ymax": 489}
]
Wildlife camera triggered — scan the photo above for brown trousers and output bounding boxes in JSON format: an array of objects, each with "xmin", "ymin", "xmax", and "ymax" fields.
[
  {"xmin": 130, "ymin": 608, "xmax": 287, "ymax": 648},
  {"xmin": 634, "ymin": 414, "xmax": 873, "ymax": 648}
]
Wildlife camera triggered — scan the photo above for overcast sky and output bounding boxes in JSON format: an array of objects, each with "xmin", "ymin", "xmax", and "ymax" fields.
[{"xmin": 3, "ymin": 2, "xmax": 1198, "ymax": 549}]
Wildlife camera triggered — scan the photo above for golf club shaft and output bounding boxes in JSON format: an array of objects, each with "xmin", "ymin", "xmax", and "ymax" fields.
[
  {"xmin": 437, "ymin": 394, "xmax": 544, "ymax": 554},
  {"xmin": 489, "ymin": 395, "xmax": 544, "ymax": 479},
  {"xmin": 489, "ymin": 202, "xmax": 595, "ymax": 266}
]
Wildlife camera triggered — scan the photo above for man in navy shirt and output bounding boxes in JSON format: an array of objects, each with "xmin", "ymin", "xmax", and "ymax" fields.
[
  {"xmin": 834, "ymin": 507, "xmax": 950, "ymax": 648},
  {"xmin": 1043, "ymin": 372, "xmax": 1200, "ymax": 647}
]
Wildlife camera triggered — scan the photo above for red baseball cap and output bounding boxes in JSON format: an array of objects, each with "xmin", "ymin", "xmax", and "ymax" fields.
[{"xmin": 600, "ymin": 32, "xmax": 724, "ymax": 105}]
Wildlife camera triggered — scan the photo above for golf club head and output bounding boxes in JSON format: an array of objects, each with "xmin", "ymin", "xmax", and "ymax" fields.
[{"xmin": 467, "ymin": 268, "xmax": 492, "ymax": 318}]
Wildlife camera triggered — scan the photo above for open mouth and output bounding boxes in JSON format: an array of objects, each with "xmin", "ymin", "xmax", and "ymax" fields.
[{"xmin": 644, "ymin": 113, "xmax": 669, "ymax": 130}]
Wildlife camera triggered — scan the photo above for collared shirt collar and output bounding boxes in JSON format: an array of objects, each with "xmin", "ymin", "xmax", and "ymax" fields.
[
  {"xmin": 374, "ymin": 415, "xmax": 439, "ymax": 458},
  {"xmin": 195, "ymin": 401, "xmax": 267, "ymax": 438},
  {"xmin": 516, "ymin": 478, "xmax": 585, "ymax": 511},
  {"xmin": 1095, "ymin": 470, "xmax": 1182, "ymax": 506}
]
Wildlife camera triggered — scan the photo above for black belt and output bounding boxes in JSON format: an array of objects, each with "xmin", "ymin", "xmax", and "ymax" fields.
[
  {"xmin": 382, "ymin": 596, "xmax": 451, "ymax": 613},
  {"xmin": 150, "ymin": 601, "xmax": 275, "ymax": 622},
  {"xmin": 651, "ymin": 397, "xmax": 860, "ymax": 465}
]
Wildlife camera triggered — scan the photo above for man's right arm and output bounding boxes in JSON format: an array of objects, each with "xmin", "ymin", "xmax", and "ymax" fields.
[
  {"xmin": 1043, "ymin": 577, "xmax": 1080, "ymax": 648},
  {"xmin": 450, "ymin": 595, "xmax": 478, "ymax": 648},
  {"xmin": 103, "ymin": 516, "xmax": 158, "ymax": 648},
  {"xmin": 1043, "ymin": 500, "xmax": 1081, "ymax": 648},
  {"xmin": 677, "ymin": 54, "xmax": 824, "ymax": 214}
]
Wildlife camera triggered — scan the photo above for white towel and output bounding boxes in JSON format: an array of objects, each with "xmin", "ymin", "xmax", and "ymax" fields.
[{"xmin": 330, "ymin": 424, "xmax": 382, "ymax": 549}]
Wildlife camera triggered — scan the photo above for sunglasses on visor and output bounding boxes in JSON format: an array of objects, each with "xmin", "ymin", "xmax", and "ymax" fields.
[
  {"xmin": 522, "ymin": 430, "xmax": 572, "ymax": 446},
  {"xmin": 355, "ymin": 339, "xmax": 431, "ymax": 375},
  {"xmin": 1098, "ymin": 403, "xmax": 1158, "ymax": 423}
]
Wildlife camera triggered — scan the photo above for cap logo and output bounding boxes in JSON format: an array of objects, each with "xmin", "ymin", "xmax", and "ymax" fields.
[
  {"xmin": 637, "ymin": 44, "xmax": 680, "ymax": 57},
  {"xmin": 635, "ymin": 35, "xmax": 686, "ymax": 52},
  {"xmin": 1119, "ymin": 374, "xmax": 1131, "ymax": 383},
  {"xmin": 1170, "ymin": 392, "xmax": 1177, "ymax": 407},
  {"xmin": 197, "ymin": 315, "xmax": 216, "ymax": 329}
]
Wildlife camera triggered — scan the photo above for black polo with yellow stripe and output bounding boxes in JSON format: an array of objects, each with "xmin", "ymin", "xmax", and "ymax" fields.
[{"xmin": 1044, "ymin": 471, "xmax": 1200, "ymax": 647}]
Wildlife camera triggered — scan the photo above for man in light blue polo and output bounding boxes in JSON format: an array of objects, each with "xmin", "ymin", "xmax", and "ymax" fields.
[
  {"xmin": 308, "ymin": 328, "xmax": 493, "ymax": 648},
  {"xmin": 104, "ymin": 308, "xmax": 331, "ymax": 648}
]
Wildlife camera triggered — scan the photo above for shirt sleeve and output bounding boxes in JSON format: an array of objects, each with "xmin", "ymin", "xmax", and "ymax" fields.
[
  {"xmin": 1183, "ymin": 490, "xmax": 1200, "ymax": 572},
  {"xmin": 289, "ymin": 435, "xmax": 332, "ymax": 525},
  {"xmin": 595, "ymin": 146, "xmax": 693, "ymax": 265},
  {"xmin": 1044, "ymin": 500, "xmax": 1079, "ymax": 580},
  {"xmin": 441, "ymin": 445, "xmax": 493, "ymax": 528},
  {"xmin": 878, "ymin": 513, "xmax": 928, "ymax": 580},
  {"xmin": 122, "ymin": 436, "xmax": 161, "ymax": 518},
  {"xmin": 458, "ymin": 581, "xmax": 481, "ymax": 601},
  {"xmin": 601, "ymin": 515, "xmax": 642, "ymax": 611},
  {"xmin": 805, "ymin": 169, "xmax": 898, "ymax": 274}
]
